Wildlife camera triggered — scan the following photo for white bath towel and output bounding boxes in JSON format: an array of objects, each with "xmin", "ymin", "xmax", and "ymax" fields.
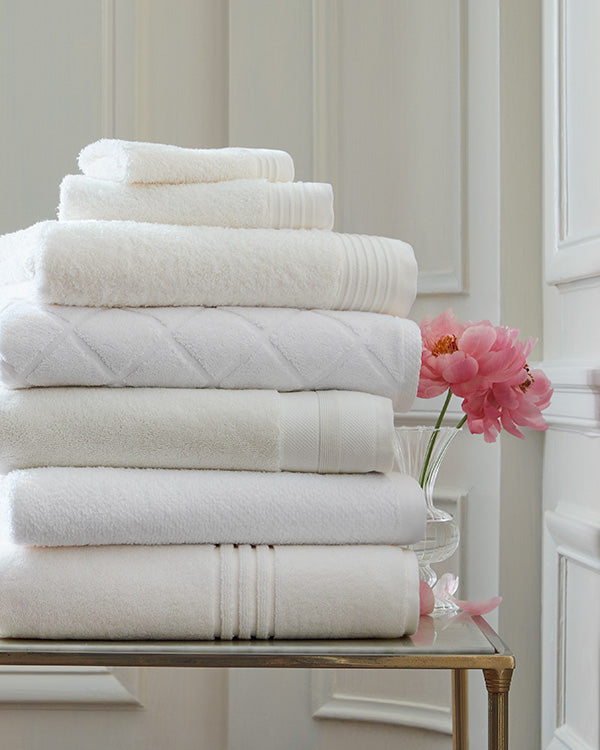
[
  {"xmin": 58, "ymin": 175, "xmax": 333, "ymax": 229},
  {"xmin": 0, "ymin": 544, "xmax": 419, "ymax": 639},
  {"xmin": 5, "ymin": 468, "xmax": 426, "ymax": 547},
  {"xmin": 0, "ymin": 388, "xmax": 394, "ymax": 474},
  {"xmin": 78, "ymin": 139, "xmax": 295, "ymax": 184},
  {"xmin": 0, "ymin": 302, "xmax": 422, "ymax": 410},
  {"xmin": 0, "ymin": 221, "xmax": 417, "ymax": 316}
]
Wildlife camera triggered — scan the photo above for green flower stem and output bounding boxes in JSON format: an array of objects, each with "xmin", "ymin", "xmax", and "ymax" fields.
[
  {"xmin": 419, "ymin": 389, "xmax": 453, "ymax": 487},
  {"xmin": 456, "ymin": 414, "xmax": 468, "ymax": 429}
]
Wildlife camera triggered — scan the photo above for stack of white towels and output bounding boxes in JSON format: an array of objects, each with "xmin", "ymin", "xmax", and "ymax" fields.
[{"xmin": 0, "ymin": 140, "xmax": 426, "ymax": 641}]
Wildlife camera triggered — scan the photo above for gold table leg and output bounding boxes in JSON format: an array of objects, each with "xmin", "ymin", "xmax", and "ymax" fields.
[
  {"xmin": 452, "ymin": 669, "xmax": 469, "ymax": 750},
  {"xmin": 483, "ymin": 668, "xmax": 513, "ymax": 750}
]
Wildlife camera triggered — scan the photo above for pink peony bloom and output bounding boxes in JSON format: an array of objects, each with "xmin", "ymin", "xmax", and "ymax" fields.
[
  {"xmin": 461, "ymin": 367, "xmax": 553, "ymax": 442},
  {"xmin": 417, "ymin": 310, "xmax": 553, "ymax": 442},
  {"xmin": 418, "ymin": 310, "xmax": 481, "ymax": 398}
]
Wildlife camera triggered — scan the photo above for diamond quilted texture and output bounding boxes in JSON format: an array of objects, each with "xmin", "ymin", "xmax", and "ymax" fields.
[
  {"xmin": 27, "ymin": 339, "xmax": 116, "ymax": 386},
  {"xmin": 75, "ymin": 309, "xmax": 166, "ymax": 379},
  {"xmin": 268, "ymin": 310, "xmax": 356, "ymax": 381},
  {"xmin": 0, "ymin": 301, "xmax": 65, "ymax": 373},
  {"xmin": 171, "ymin": 308, "xmax": 264, "ymax": 382},
  {"xmin": 0, "ymin": 302, "xmax": 421, "ymax": 408}
]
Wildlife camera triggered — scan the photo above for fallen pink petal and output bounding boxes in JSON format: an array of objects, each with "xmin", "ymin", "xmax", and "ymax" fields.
[
  {"xmin": 449, "ymin": 596, "xmax": 503, "ymax": 615},
  {"xmin": 419, "ymin": 580, "xmax": 435, "ymax": 615}
]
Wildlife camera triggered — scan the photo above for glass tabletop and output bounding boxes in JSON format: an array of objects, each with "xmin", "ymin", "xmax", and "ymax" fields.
[{"xmin": 0, "ymin": 614, "xmax": 499, "ymax": 665}]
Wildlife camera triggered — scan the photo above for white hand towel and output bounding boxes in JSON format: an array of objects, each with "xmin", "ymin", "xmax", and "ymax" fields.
[
  {"xmin": 0, "ymin": 221, "xmax": 417, "ymax": 316},
  {"xmin": 78, "ymin": 139, "xmax": 295, "ymax": 184},
  {"xmin": 58, "ymin": 175, "xmax": 333, "ymax": 229},
  {"xmin": 0, "ymin": 544, "xmax": 420, "ymax": 639},
  {"xmin": 0, "ymin": 302, "xmax": 422, "ymax": 411},
  {"xmin": 5, "ymin": 467, "xmax": 426, "ymax": 547},
  {"xmin": 0, "ymin": 388, "xmax": 394, "ymax": 474}
]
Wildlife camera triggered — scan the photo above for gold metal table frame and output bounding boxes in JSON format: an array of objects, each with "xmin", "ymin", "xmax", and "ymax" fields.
[{"xmin": 0, "ymin": 614, "xmax": 514, "ymax": 750}]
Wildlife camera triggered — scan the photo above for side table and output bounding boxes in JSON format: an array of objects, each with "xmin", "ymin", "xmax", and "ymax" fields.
[{"xmin": 0, "ymin": 614, "xmax": 514, "ymax": 750}]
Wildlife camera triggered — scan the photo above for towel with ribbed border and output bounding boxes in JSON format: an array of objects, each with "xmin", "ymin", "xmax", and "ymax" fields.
[
  {"xmin": 5, "ymin": 467, "xmax": 426, "ymax": 547},
  {"xmin": 0, "ymin": 302, "xmax": 421, "ymax": 410},
  {"xmin": 78, "ymin": 140, "xmax": 295, "ymax": 184},
  {"xmin": 0, "ymin": 388, "xmax": 394, "ymax": 474},
  {"xmin": 0, "ymin": 221, "xmax": 417, "ymax": 316},
  {"xmin": 58, "ymin": 175, "xmax": 333, "ymax": 229},
  {"xmin": 0, "ymin": 544, "xmax": 420, "ymax": 639}
]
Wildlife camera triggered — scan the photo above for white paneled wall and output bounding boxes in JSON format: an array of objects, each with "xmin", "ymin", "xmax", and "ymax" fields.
[
  {"xmin": 541, "ymin": 2, "xmax": 600, "ymax": 749},
  {"xmin": 0, "ymin": 1, "xmax": 567, "ymax": 748},
  {"xmin": 0, "ymin": 2, "xmax": 227, "ymax": 749}
]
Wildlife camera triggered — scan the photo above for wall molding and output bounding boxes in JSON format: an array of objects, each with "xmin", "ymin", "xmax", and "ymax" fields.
[
  {"xmin": 541, "ymin": 364, "xmax": 600, "ymax": 436},
  {"xmin": 312, "ymin": 0, "xmax": 466, "ymax": 292},
  {"xmin": 418, "ymin": 0, "xmax": 468, "ymax": 296},
  {"xmin": 545, "ymin": 0, "xmax": 600, "ymax": 287},
  {"xmin": 312, "ymin": 690, "xmax": 452, "ymax": 735},
  {"xmin": 0, "ymin": 667, "xmax": 143, "ymax": 709},
  {"xmin": 311, "ymin": 0, "xmax": 339, "ymax": 191},
  {"xmin": 102, "ymin": 0, "xmax": 137, "ymax": 140},
  {"xmin": 101, "ymin": 0, "xmax": 116, "ymax": 137},
  {"xmin": 545, "ymin": 505, "xmax": 600, "ymax": 747},
  {"xmin": 549, "ymin": 724, "xmax": 596, "ymax": 750},
  {"xmin": 311, "ymin": 486, "xmax": 466, "ymax": 735},
  {"xmin": 546, "ymin": 504, "xmax": 600, "ymax": 573}
]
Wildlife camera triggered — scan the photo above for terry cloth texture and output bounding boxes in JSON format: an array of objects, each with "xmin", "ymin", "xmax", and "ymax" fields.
[
  {"xmin": 58, "ymin": 175, "xmax": 333, "ymax": 229},
  {"xmin": 0, "ymin": 388, "xmax": 395, "ymax": 474},
  {"xmin": 5, "ymin": 467, "xmax": 426, "ymax": 547},
  {"xmin": 0, "ymin": 544, "xmax": 420, "ymax": 639},
  {"xmin": 78, "ymin": 140, "xmax": 295, "ymax": 183},
  {"xmin": 0, "ymin": 302, "xmax": 422, "ymax": 411},
  {"xmin": 0, "ymin": 221, "xmax": 417, "ymax": 316}
]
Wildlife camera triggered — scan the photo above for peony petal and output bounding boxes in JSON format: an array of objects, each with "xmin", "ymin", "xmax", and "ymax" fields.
[
  {"xmin": 420, "ymin": 309, "xmax": 465, "ymax": 347},
  {"xmin": 522, "ymin": 337, "xmax": 538, "ymax": 358},
  {"xmin": 418, "ymin": 380, "xmax": 450, "ymax": 399},
  {"xmin": 493, "ymin": 382, "xmax": 520, "ymax": 409},
  {"xmin": 483, "ymin": 420, "xmax": 501, "ymax": 442},
  {"xmin": 441, "ymin": 354, "xmax": 479, "ymax": 383},
  {"xmin": 449, "ymin": 595, "xmax": 502, "ymax": 615},
  {"xmin": 459, "ymin": 324, "xmax": 497, "ymax": 358},
  {"xmin": 500, "ymin": 410, "xmax": 525, "ymax": 439},
  {"xmin": 419, "ymin": 581, "xmax": 435, "ymax": 615}
]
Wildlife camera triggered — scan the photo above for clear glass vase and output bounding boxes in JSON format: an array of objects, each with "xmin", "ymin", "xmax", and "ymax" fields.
[{"xmin": 394, "ymin": 425, "xmax": 461, "ymax": 611}]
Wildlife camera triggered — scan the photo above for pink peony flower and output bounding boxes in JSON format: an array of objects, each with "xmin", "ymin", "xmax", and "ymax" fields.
[
  {"xmin": 417, "ymin": 309, "xmax": 553, "ymax": 442},
  {"xmin": 418, "ymin": 310, "xmax": 482, "ymax": 398},
  {"xmin": 461, "ymin": 367, "xmax": 553, "ymax": 442}
]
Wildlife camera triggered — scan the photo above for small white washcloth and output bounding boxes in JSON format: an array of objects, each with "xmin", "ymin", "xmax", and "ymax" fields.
[
  {"xmin": 5, "ymin": 467, "xmax": 426, "ymax": 547},
  {"xmin": 0, "ymin": 544, "xmax": 419, "ymax": 639},
  {"xmin": 58, "ymin": 175, "xmax": 333, "ymax": 229},
  {"xmin": 0, "ymin": 302, "xmax": 422, "ymax": 411},
  {"xmin": 0, "ymin": 388, "xmax": 394, "ymax": 474},
  {"xmin": 0, "ymin": 221, "xmax": 417, "ymax": 316},
  {"xmin": 78, "ymin": 140, "xmax": 295, "ymax": 183}
]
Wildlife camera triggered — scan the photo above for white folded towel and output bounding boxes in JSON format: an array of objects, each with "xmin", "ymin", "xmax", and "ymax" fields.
[
  {"xmin": 5, "ymin": 467, "xmax": 426, "ymax": 547},
  {"xmin": 0, "ymin": 302, "xmax": 422, "ymax": 410},
  {"xmin": 0, "ymin": 388, "xmax": 394, "ymax": 474},
  {"xmin": 0, "ymin": 221, "xmax": 417, "ymax": 316},
  {"xmin": 78, "ymin": 139, "xmax": 295, "ymax": 184},
  {"xmin": 0, "ymin": 544, "xmax": 419, "ymax": 639},
  {"xmin": 58, "ymin": 175, "xmax": 333, "ymax": 229}
]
